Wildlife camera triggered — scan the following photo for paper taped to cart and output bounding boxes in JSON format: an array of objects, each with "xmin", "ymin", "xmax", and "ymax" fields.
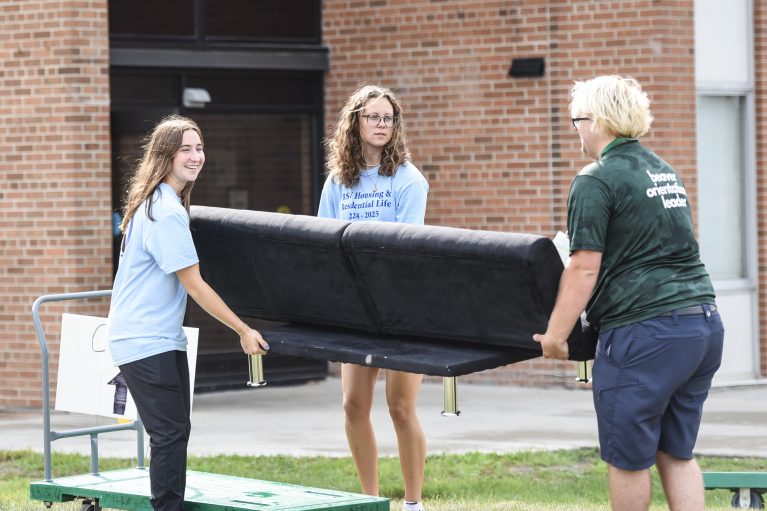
[{"xmin": 55, "ymin": 313, "xmax": 199, "ymax": 420}]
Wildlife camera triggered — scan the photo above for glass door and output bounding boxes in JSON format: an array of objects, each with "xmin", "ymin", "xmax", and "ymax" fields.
[{"xmin": 188, "ymin": 112, "xmax": 314, "ymax": 215}]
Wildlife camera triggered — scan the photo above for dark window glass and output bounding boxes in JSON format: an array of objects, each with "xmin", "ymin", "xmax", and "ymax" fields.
[
  {"xmin": 111, "ymin": 74, "xmax": 180, "ymax": 106},
  {"xmin": 186, "ymin": 73, "xmax": 315, "ymax": 107},
  {"xmin": 110, "ymin": 0, "xmax": 194, "ymax": 37},
  {"xmin": 191, "ymin": 112, "xmax": 314, "ymax": 215},
  {"xmin": 205, "ymin": 0, "xmax": 319, "ymax": 42}
]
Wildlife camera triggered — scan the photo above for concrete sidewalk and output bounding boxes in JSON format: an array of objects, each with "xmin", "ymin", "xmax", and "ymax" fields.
[{"xmin": 2, "ymin": 378, "xmax": 766, "ymax": 460}]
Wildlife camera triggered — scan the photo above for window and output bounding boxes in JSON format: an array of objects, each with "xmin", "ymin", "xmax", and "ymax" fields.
[
  {"xmin": 206, "ymin": 0, "xmax": 319, "ymax": 42},
  {"xmin": 109, "ymin": 0, "xmax": 194, "ymax": 37},
  {"xmin": 695, "ymin": 95, "xmax": 746, "ymax": 279},
  {"xmin": 109, "ymin": 0, "xmax": 320, "ymax": 43}
]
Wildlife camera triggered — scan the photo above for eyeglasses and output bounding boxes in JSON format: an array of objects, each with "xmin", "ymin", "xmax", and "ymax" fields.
[
  {"xmin": 361, "ymin": 114, "xmax": 396, "ymax": 128},
  {"xmin": 571, "ymin": 117, "xmax": 590, "ymax": 129}
]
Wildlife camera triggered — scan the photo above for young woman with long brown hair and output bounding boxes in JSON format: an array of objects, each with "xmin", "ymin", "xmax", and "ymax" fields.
[{"xmin": 108, "ymin": 115, "xmax": 269, "ymax": 511}]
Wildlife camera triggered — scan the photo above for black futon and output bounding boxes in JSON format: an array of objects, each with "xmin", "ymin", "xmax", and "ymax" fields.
[{"xmin": 189, "ymin": 206, "xmax": 596, "ymax": 378}]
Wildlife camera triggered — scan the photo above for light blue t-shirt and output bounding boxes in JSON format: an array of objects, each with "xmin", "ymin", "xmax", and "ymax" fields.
[
  {"xmin": 107, "ymin": 183, "xmax": 200, "ymax": 366},
  {"xmin": 318, "ymin": 162, "xmax": 429, "ymax": 224}
]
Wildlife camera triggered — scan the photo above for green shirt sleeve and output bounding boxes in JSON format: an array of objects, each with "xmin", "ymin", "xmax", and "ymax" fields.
[{"xmin": 567, "ymin": 174, "xmax": 611, "ymax": 254}]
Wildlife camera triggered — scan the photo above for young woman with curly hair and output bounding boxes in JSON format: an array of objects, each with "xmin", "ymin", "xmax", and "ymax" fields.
[{"xmin": 318, "ymin": 85, "xmax": 429, "ymax": 511}]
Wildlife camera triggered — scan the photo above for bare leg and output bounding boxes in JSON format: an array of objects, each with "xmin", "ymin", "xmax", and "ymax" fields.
[
  {"xmin": 607, "ymin": 463, "xmax": 652, "ymax": 511},
  {"xmin": 656, "ymin": 451, "xmax": 705, "ymax": 511},
  {"xmin": 342, "ymin": 363, "xmax": 381, "ymax": 495},
  {"xmin": 386, "ymin": 370, "xmax": 426, "ymax": 504}
]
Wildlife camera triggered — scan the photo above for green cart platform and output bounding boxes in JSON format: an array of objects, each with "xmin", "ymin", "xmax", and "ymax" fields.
[
  {"xmin": 30, "ymin": 468, "xmax": 388, "ymax": 510},
  {"xmin": 30, "ymin": 291, "xmax": 388, "ymax": 511}
]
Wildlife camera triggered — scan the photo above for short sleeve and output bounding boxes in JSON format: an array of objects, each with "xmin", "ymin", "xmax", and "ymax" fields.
[
  {"xmin": 145, "ymin": 210, "xmax": 199, "ymax": 274},
  {"xmin": 394, "ymin": 164, "xmax": 429, "ymax": 225},
  {"xmin": 567, "ymin": 175, "xmax": 611, "ymax": 253},
  {"xmin": 318, "ymin": 175, "xmax": 339, "ymax": 219}
]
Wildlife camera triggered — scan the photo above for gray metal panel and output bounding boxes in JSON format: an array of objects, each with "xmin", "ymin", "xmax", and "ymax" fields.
[{"xmin": 111, "ymin": 46, "xmax": 329, "ymax": 71}]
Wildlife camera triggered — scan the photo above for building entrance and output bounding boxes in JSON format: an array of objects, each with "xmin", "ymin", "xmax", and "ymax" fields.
[{"xmin": 110, "ymin": 69, "xmax": 327, "ymax": 390}]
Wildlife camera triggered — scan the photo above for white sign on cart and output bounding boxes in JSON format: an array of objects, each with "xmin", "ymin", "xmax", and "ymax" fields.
[{"xmin": 55, "ymin": 313, "xmax": 199, "ymax": 420}]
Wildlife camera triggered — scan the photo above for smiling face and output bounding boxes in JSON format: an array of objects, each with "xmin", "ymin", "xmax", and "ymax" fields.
[
  {"xmin": 165, "ymin": 129, "xmax": 205, "ymax": 193},
  {"xmin": 359, "ymin": 96, "xmax": 395, "ymax": 152}
]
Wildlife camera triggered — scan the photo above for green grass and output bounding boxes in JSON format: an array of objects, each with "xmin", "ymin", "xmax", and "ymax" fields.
[{"xmin": 3, "ymin": 448, "xmax": 766, "ymax": 510}]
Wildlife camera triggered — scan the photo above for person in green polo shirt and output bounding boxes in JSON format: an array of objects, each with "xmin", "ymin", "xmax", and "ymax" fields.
[{"xmin": 534, "ymin": 75, "xmax": 723, "ymax": 511}]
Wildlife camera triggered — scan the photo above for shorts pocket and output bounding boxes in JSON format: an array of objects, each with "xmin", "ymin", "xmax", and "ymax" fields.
[
  {"xmin": 597, "ymin": 381, "xmax": 640, "ymax": 396},
  {"xmin": 653, "ymin": 333, "xmax": 702, "ymax": 341},
  {"xmin": 611, "ymin": 334, "xmax": 654, "ymax": 368},
  {"xmin": 596, "ymin": 340, "xmax": 618, "ymax": 368}
]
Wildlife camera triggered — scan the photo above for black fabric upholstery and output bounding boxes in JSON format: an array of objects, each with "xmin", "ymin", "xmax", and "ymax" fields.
[
  {"xmin": 191, "ymin": 207, "xmax": 371, "ymax": 332},
  {"xmin": 190, "ymin": 206, "xmax": 597, "ymax": 377},
  {"xmin": 342, "ymin": 221, "xmax": 560, "ymax": 349},
  {"xmin": 262, "ymin": 324, "xmax": 540, "ymax": 377}
]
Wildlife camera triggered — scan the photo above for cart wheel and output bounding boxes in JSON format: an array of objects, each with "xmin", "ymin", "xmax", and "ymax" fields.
[
  {"xmin": 79, "ymin": 499, "xmax": 101, "ymax": 511},
  {"xmin": 731, "ymin": 489, "xmax": 765, "ymax": 509}
]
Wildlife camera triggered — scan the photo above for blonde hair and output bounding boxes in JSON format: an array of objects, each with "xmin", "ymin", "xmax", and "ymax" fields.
[
  {"xmin": 119, "ymin": 115, "xmax": 203, "ymax": 232},
  {"xmin": 570, "ymin": 75, "xmax": 653, "ymax": 138},
  {"xmin": 324, "ymin": 84, "xmax": 411, "ymax": 188}
]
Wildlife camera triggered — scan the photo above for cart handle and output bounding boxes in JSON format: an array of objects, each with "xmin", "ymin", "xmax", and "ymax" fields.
[{"xmin": 32, "ymin": 290, "xmax": 145, "ymax": 481}]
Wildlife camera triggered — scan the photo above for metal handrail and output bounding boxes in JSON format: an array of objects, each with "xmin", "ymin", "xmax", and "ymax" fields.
[{"xmin": 32, "ymin": 290, "xmax": 145, "ymax": 481}]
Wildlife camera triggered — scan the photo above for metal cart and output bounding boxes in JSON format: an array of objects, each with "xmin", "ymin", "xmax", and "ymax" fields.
[{"xmin": 29, "ymin": 290, "xmax": 388, "ymax": 511}]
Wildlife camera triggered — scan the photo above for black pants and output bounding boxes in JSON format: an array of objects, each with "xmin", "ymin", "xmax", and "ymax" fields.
[{"xmin": 120, "ymin": 350, "xmax": 191, "ymax": 511}]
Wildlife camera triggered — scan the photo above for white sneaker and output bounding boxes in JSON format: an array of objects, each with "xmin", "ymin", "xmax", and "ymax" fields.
[{"xmin": 403, "ymin": 502, "xmax": 424, "ymax": 511}]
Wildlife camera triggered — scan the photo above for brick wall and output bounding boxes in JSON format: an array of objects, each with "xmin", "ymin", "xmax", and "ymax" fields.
[
  {"xmin": 323, "ymin": 0, "xmax": 697, "ymax": 385},
  {"xmin": 0, "ymin": 0, "xmax": 112, "ymax": 408},
  {"xmin": 0, "ymin": 0, "xmax": 746, "ymax": 409}
]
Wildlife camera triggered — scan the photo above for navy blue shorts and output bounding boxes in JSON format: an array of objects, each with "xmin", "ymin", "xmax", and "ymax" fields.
[{"xmin": 592, "ymin": 306, "xmax": 724, "ymax": 470}]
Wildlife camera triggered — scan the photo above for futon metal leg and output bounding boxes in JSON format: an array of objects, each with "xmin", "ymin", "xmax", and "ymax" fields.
[
  {"xmin": 247, "ymin": 354, "xmax": 267, "ymax": 387},
  {"xmin": 441, "ymin": 377, "xmax": 460, "ymax": 416},
  {"xmin": 575, "ymin": 360, "xmax": 591, "ymax": 383}
]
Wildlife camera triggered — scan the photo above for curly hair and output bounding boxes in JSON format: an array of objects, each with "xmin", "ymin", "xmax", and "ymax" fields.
[
  {"xmin": 324, "ymin": 84, "xmax": 411, "ymax": 188},
  {"xmin": 119, "ymin": 115, "xmax": 203, "ymax": 233}
]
